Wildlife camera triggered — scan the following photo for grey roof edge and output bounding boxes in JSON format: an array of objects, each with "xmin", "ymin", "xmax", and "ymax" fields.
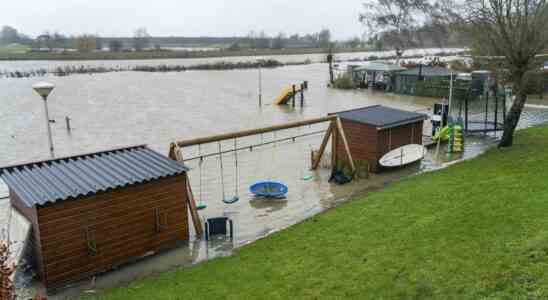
[
  {"xmin": 0, "ymin": 144, "xmax": 149, "ymax": 171},
  {"xmin": 338, "ymin": 114, "xmax": 427, "ymax": 130},
  {"xmin": 328, "ymin": 105, "xmax": 381, "ymax": 116},
  {"xmin": 377, "ymin": 117, "xmax": 427, "ymax": 130},
  {"xmin": 330, "ymin": 105, "xmax": 428, "ymax": 129},
  {"xmin": 1, "ymin": 145, "xmax": 189, "ymax": 207}
]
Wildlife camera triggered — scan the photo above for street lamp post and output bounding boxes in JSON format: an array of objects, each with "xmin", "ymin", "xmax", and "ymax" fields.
[
  {"xmin": 32, "ymin": 82, "xmax": 55, "ymax": 158},
  {"xmin": 257, "ymin": 57, "xmax": 264, "ymax": 106}
]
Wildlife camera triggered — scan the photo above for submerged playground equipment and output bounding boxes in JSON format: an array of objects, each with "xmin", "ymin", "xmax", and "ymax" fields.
[
  {"xmin": 168, "ymin": 105, "xmax": 429, "ymax": 240},
  {"xmin": 274, "ymin": 81, "xmax": 308, "ymax": 106},
  {"xmin": 249, "ymin": 181, "xmax": 289, "ymax": 198},
  {"xmin": 168, "ymin": 114, "xmax": 356, "ymax": 238}
]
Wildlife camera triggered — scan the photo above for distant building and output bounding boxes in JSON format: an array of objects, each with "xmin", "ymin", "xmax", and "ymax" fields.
[
  {"xmin": 394, "ymin": 66, "xmax": 452, "ymax": 95},
  {"xmin": 350, "ymin": 62, "xmax": 407, "ymax": 91}
]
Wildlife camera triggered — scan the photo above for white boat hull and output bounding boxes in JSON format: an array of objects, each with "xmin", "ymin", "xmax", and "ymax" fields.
[{"xmin": 379, "ymin": 144, "xmax": 426, "ymax": 168}]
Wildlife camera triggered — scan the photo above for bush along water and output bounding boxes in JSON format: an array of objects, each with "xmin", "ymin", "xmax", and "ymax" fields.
[
  {"xmin": 330, "ymin": 74, "xmax": 356, "ymax": 89},
  {"xmin": 0, "ymin": 59, "xmax": 311, "ymax": 79}
]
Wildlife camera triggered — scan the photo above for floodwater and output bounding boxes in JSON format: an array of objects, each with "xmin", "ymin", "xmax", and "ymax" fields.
[
  {"xmin": 0, "ymin": 47, "xmax": 463, "ymax": 73},
  {"xmin": 1, "ymin": 53, "xmax": 547, "ymax": 299}
]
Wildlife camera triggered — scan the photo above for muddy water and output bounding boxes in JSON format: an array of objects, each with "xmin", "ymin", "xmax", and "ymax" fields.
[
  {"xmin": 0, "ymin": 48, "xmax": 463, "ymax": 73},
  {"xmin": 0, "ymin": 59, "xmax": 547, "ymax": 298},
  {"xmin": 0, "ymin": 63, "xmax": 439, "ymax": 165}
]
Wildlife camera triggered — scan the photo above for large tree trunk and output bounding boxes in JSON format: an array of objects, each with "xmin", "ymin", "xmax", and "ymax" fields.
[
  {"xmin": 499, "ymin": 71, "xmax": 528, "ymax": 147},
  {"xmin": 329, "ymin": 61, "xmax": 334, "ymax": 84}
]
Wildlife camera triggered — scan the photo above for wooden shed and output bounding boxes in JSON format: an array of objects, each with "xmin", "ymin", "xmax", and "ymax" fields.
[
  {"xmin": 333, "ymin": 105, "xmax": 427, "ymax": 173},
  {"xmin": 0, "ymin": 145, "xmax": 190, "ymax": 290}
]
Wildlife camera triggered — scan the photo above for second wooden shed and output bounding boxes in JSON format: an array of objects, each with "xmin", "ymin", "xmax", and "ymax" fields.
[{"xmin": 333, "ymin": 105, "xmax": 427, "ymax": 173}]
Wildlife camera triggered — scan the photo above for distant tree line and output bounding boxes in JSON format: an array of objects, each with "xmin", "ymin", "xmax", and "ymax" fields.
[
  {"xmin": 1, "ymin": 23, "xmax": 467, "ymax": 54},
  {"xmin": 0, "ymin": 25, "xmax": 155, "ymax": 52},
  {"xmin": 0, "ymin": 26, "xmax": 33, "ymax": 45},
  {"xmin": 233, "ymin": 29, "xmax": 334, "ymax": 50}
]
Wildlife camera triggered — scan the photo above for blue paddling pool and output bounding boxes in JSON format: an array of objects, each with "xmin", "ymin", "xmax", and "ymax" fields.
[{"xmin": 250, "ymin": 181, "xmax": 288, "ymax": 198}]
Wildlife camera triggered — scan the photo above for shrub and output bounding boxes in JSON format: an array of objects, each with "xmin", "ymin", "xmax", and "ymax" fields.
[{"xmin": 332, "ymin": 74, "xmax": 355, "ymax": 89}]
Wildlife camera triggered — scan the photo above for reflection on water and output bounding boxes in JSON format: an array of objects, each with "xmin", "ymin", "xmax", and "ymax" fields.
[{"xmin": 1, "ymin": 60, "xmax": 547, "ymax": 298}]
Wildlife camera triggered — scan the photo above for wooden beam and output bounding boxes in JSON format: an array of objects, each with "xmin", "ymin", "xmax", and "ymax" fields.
[
  {"xmin": 169, "ymin": 143, "xmax": 203, "ymax": 238},
  {"xmin": 176, "ymin": 115, "xmax": 336, "ymax": 148},
  {"xmin": 311, "ymin": 122, "xmax": 334, "ymax": 170},
  {"xmin": 335, "ymin": 117, "xmax": 356, "ymax": 173},
  {"xmin": 168, "ymin": 143, "xmax": 177, "ymax": 160},
  {"xmin": 331, "ymin": 123, "xmax": 338, "ymax": 170},
  {"xmin": 185, "ymin": 176, "xmax": 203, "ymax": 237}
]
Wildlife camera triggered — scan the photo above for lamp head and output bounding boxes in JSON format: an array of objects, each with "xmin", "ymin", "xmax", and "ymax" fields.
[{"xmin": 32, "ymin": 82, "xmax": 55, "ymax": 99}]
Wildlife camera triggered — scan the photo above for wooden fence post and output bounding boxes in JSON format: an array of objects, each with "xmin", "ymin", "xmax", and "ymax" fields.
[
  {"xmin": 169, "ymin": 143, "xmax": 203, "ymax": 238},
  {"xmin": 311, "ymin": 123, "xmax": 333, "ymax": 170},
  {"xmin": 300, "ymin": 83, "xmax": 305, "ymax": 107},
  {"xmin": 292, "ymin": 85, "xmax": 296, "ymax": 107},
  {"xmin": 335, "ymin": 117, "xmax": 356, "ymax": 174}
]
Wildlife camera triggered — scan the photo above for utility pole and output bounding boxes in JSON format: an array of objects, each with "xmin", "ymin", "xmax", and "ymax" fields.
[{"xmin": 257, "ymin": 57, "xmax": 263, "ymax": 106}]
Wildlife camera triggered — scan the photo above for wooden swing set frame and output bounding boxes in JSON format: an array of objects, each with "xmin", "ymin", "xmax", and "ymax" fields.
[{"xmin": 168, "ymin": 115, "xmax": 355, "ymax": 237}]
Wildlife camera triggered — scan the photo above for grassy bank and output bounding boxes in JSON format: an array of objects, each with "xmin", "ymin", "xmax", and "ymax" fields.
[
  {"xmin": 89, "ymin": 125, "xmax": 548, "ymax": 299},
  {"xmin": 0, "ymin": 47, "xmax": 367, "ymax": 61}
]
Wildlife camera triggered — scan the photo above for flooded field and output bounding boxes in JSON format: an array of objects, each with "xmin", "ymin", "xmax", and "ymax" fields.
[
  {"xmin": 1, "ymin": 55, "xmax": 547, "ymax": 298},
  {"xmin": 0, "ymin": 48, "xmax": 463, "ymax": 73}
]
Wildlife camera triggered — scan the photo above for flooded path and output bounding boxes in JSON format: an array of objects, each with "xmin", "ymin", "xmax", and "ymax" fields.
[{"xmin": 0, "ymin": 59, "xmax": 547, "ymax": 298}]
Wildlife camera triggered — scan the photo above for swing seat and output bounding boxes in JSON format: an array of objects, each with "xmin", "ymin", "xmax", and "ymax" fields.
[
  {"xmin": 196, "ymin": 203, "xmax": 207, "ymax": 210},
  {"xmin": 222, "ymin": 196, "xmax": 240, "ymax": 204},
  {"xmin": 302, "ymin": 174, "xmax": 314, "ymax": 181},
  {"xmin": 250, "ymin": 181, "xmax": 288, "ymax": 198}
]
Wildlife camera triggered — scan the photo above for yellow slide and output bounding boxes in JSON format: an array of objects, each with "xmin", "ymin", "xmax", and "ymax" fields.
[{"xmin": 274, "ymin": 86, "xmax": 303, "ymax": 105}]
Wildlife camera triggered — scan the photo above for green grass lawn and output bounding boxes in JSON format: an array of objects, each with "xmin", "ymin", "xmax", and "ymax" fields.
[
  {"xmin": 0, "ymin": 43, "xmax": 30, "ymax": 55},
  {"xmin": 90, "ymin": 125, "xmax": 548, "ymax": 299}
]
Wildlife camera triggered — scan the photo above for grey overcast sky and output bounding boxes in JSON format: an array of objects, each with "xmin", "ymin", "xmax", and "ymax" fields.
[{"xmin": 2, "ymin": 0, "xmax": 366, "ymax": 40}]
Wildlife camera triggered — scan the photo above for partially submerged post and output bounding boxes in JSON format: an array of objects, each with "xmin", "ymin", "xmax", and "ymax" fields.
[
  {"xmin": 65, "ymin": 116, "xmax": 71, "ymax": 132},
  {"xmin": 292, "ymin": 84, "xmax": 296, "ymax": 107},
  {"xmin": 300, "ymin": 83, "xmax": 305, "ymax": 107},
  {"xmin": 327, "ymin": 53, "xmax": 334, "ymax": 84}
]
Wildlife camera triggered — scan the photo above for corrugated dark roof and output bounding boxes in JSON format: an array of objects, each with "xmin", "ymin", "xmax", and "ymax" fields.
[
  {"xmin": 354, "ymin": 62, "xmax": 407, "ymax": 73},
  {"xmin": 335, "ymin": 105, "xmax": 427, "ymax": 129},
  {"xmin": 0, "ymin": 145, "xmax": 188, "ymax": 207},
  {"xmin": 398, "ymin": 66, "xmax": 451, "ymax": 77}
]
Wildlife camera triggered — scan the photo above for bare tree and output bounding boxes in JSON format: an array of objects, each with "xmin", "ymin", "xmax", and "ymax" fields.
[
  {"xmin": 133, "ymin": 27, "xmax": 151, "ymax": 51},
  {"xmin": 360, "ymin": 0, "xmax": 433, "ymax": 61},
  {"xmin": 272, "ymin": 32, "xmax": 287, "ymax": 49},
  {"xmin": 319, "ymin": 29, "xmax": 332, "ymax": 49},
  {"xmin": 444, "ymin": 0, "xmax": 548, "ymax": 147},
  {"xmin": 73, "ymin": 34, "xmax": 97, "ymax": 52},
  {"xmin": 51, "ymin": 32, "xmax": 68, "ymax": 50},
  {"xmin": 0, "ymin": 26, "xmax": 19, "ymax": 45}
]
